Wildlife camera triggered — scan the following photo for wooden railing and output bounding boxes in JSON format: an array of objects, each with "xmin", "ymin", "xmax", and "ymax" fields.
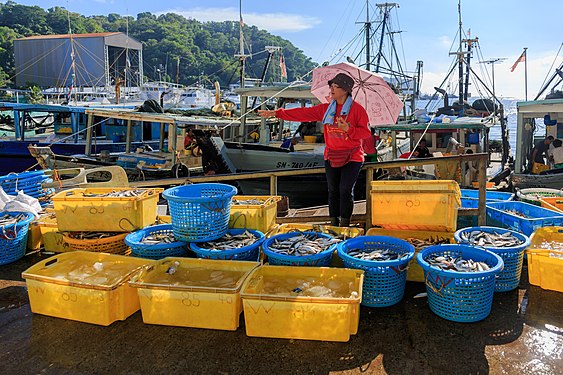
[{"xmin": 131, "ymin": 153, "xmax": 490, "ymax": 228}]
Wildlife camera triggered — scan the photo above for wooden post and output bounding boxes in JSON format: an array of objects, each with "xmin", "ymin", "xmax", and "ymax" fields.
[
  {"xmin": 365, "ymin": 166, "xmax": 374, "ymax": 230},
  {"xmin": 391, "ymin": 130, "xmax": 397, "ymax": 158},
  {"xmin": 239, "ymin": 95, "xmax": 248, "ymax": 141},
  {"xmin": 269, "ymin": 175, "xmax": 277, "ymax": 195},
  {"xmin": 85, "ymin": 113, "xmax": 94, "ymax": 156},
  {"xmin": 125, "ymin": 119, "xmax": 132, "ymax": 153},
  {"xmin": 477, "ymin": 157, "xmax": 487, "ymax": 225},
  {"xmin": 14, "ymin": 110, "xmax": 21, "ymax": 140},
  {"xmin": 171, "ymin": 122, "xmax": 177, "ymax": 165},
  {"xmin": 159, "ymin": 122, "xmax": 165, "ymax": 151}
]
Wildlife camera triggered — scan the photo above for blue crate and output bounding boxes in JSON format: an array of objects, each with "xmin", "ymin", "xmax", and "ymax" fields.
[
  {"xmin": 190, "ymin": 229, "xmax": 264, "ymax": 261},
  {"xmin": 486, "ymin": 201, "xmax": 563, "ymax": 236},
  {"xmin": 0, "ymin": 212, "xmax": 34, "ymax": 265},
  {"xmin": 417, "ymin": 244, "xmax": 503, "ymax": 322},
  {"xmin": 125, "ymin": 224, "xmax": 188, "ymax": 259},
  {"xmin": 262, "ymin": 232, "xmax": 337, "ymax": 267},
  {"xmin": 337, "ymin": 236, "xmax": 415, "ymax": 307},
  {"xmin": 454, "ymin": 226, "xmax": 530, "ymax": 292},
  {"xmin": 460, "ymin": 189, "xmax": 514, "ymax": 209},
  {"xmin": 163, "ymin": 183, "xmax": 237, "ymax": 242}
]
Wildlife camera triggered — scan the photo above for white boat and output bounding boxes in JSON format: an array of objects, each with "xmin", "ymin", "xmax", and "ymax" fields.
[{"xmin": 177, "ymin": 87, "xmax": 216, "ymax": 109}]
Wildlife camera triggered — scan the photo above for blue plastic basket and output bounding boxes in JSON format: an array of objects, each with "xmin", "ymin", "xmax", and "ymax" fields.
[
  {"xmin": 163, "ymin": 183, "xmax": 237, "ymax": 242},
  {"xmin": 337, "ymin": 236, "xmax": 415, "ymax": 307},
  {"xmin": 460, "ymin": 189, "xmax": 514, "ymax": 209},
  {"xmin": 417, "ymin": 244, "xmax": 504, "ymax": 322},
  {"xmin": 486, "ymin": 201, "xmax": 563, "ymax": 236},
  {"xmin": 262, "ymin": 232, "xmax": 336, "ymax": 266},
  {"xmin": 125, "ymin": 224, "xmax": 187, "ymax": 259},
  {"xmin": 190, "ymin": 229, "xmax": 264, "ymax": 261},
  {"xmin": 0, "ymin": 212, "xmax": 34, "ymax": 265},
  {"xmin": 454, "ymin": 226, "xmax": 530, "ymax": 292}
]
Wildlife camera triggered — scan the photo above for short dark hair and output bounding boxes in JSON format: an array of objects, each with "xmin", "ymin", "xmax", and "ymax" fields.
[
  {"xmin": 553, "ymin": 139, "xmax": 562, "ymax": 147},
  {"xmin": 547, "ymin": 135, "xmax": 555, "ymax": 141}
]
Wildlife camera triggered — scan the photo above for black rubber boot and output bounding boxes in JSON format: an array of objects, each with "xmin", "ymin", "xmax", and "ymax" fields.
[
  {"xmin": 339, "ymin": 217, "xmax": 350, "ymax": 227},
  {"xmin": 330, "ymin": 217, "xmax": 339, "ymax": 227}
]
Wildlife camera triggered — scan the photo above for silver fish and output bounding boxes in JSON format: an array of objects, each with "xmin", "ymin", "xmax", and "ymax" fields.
[
  {"xmin": 347, "ymin": 248, "xmax": 408, "ymax": 261},
  {"xmin": 269, "ymin": 234, "xmax": 340, "ymax": 256},
  {"xmin": 425, "ymin": 254, "xmax": 490, "ymax": 272},
  {"xmin": 405, "ymin": 236, "xmax": 450, "ymax": 251},
  {"xmin": 141, "ymin": 232, "xmax": 177, "ymax": 244},
  {"xmin": 0, "ymin": 213, "xmax": 27, "ymax": 227},
  {"xmin": 232, "ymin": 198, "xmax": 264, "ymax": 205},
  {"xmin": 66, "ymin": 232, "xmax": 122, "ymax": 240},
  {"xmin": 460, "ymin": 230, "xmax": 524, "ymax": 248},
  {"xmin": 82, "ymin": 189, "xmax": 150, "ymax": 198},
  {"xmin": 198, "ymin": 230, "xmax": 259, "ymax": 250}
]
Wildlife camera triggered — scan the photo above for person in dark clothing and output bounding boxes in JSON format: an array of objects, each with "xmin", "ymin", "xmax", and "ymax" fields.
[
  {"xmin": 414, "ymin": 139, "xmax": 432, "ymax": 158},
  {"xmin": 530, "ymin": 136, "xmax": 554, "ymax": 169}
]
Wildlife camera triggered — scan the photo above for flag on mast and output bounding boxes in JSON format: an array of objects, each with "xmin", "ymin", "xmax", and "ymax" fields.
[
  {"xmin": 510, "ymin": 49, "xmax": 526, "ymax": 72},
  {"xmin": 279, "ymin": 55, "xmax": 287, "ymax": 79}
]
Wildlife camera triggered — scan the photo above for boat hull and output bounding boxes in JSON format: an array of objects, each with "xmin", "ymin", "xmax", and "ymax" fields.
[
  {"xmin": 0, "ymin": 140, "xmax": 164, "ymax": 175},
  {"xmin": 512, "ymin": 173, "xmax": 563, "ymax": 189}
]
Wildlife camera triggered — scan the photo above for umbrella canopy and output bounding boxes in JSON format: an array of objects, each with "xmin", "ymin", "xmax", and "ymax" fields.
[{"xmin": 311, "ymin": 62, "xmax": 404, "ymax": 126}]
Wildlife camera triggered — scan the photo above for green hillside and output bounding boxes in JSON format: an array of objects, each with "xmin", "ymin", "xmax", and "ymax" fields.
[{"xmin": 0, "ymin": 1, "xmax": 317, "ymax": 88}]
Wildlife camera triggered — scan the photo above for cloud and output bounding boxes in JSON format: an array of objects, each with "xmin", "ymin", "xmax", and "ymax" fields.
[
  {"xmin": 161, "ymin": 7, "xmax": 321, "ymax": 33},
  {"xmin": 438, "ymin": 36, "xmax": 453, "ymax": 48}
]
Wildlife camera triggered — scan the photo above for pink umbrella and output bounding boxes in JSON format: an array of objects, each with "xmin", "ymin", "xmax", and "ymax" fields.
[{"xmin": 311, "ymin": 62, "xmax": 404, "ymax": 126}]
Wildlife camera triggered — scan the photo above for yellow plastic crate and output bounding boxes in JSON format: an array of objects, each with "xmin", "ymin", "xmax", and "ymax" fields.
[
  {"xmin": 540, "ymin": 197, "xmax": 563, "ymax": 213},
  {"xmin": 230, "ymin": 195, "xmax": 281, "ymax": 233},
  {"xmin": 22, "ymin": 251, "xmax": 152, "ymax": 325},
  {"xmin": 366, "ymin": 228, "xmax": 455, "ymax": 282},
  {"xmin": 241, "ymin": 265, "xmax": 364, "ymax": 342},
  {"xmin": 27, "ymin": 217, "xmax": 43, "ymax": 250},
  {"xmin": 526, "ymin": 226, "xmax": 563, "ymax": 292},
  {"xmin": 52, "ymin": 188, "xmax": 163, "ymax": 232},
  {"xmin": 370, "ymin": 180, "xmax": 461, "ymax": 232},
  {"xmin": 38, "ymin": 214, "xmax": 71, "ymax": 253},
  {"xmin": 129, "ymin": 258, "xmax": 259, "ymax": 331}
]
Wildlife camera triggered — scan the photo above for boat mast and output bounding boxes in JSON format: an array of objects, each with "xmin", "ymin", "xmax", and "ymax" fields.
[
  {"xmin": 375, "ymin": 3, "xmax": 398, "ymax": 73},
  {"xmin": 456, "ymin": 1, "xmax": 464, "ymax": 104},
  {"xmin": 365, "ymin": 0, "xmax": 371, "ymax": 71},
  {"xmin": 67, "ymin": 7, "xmax": 76, "ymax": 104},
  {"xmin": 234, "ymin": 0, "xmax": 248, "ymax": 90}
]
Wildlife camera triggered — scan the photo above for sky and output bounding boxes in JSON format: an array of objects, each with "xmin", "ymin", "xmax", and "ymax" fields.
[{"xmin": 8, "ymin": 0, "xmax": 563, "ymax": 99}]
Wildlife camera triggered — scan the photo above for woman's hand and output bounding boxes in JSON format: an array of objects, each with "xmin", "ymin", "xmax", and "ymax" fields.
[
  {"xmin": 336, "ymin": 116, "xmax": 350, "ymax": 132},
  {"xmin": 257, "ymin": 109, "xmax": 276, "ymax": 118}
]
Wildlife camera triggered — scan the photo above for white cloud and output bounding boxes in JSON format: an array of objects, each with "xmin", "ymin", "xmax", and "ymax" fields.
[
  {"xmin": 438, "ymin": 36, "xmax": 453, "ymax": 48},
  {"xmin": 161, "ymin": 7, "xmax": 321, "ymax": 33}
]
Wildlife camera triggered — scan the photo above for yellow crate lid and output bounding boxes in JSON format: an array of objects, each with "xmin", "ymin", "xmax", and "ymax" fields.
[
  {"xmin": 52, "ymin": 187, "xmax": 163, "ymax": 202},
  {"xmin": 22, "ymin": 251, "xmax": 152, "ymax": 290},
  {"xmin": 241, "ymin": 265, "xmax": 364, "ymax": 304},
  {"xmin": 371, "ymin": 179, "xmax": 461, "ymax": 192},
  {"xmin": 129, "ymin": 257, "xmax": 259, "ymax": 293},
  {"xmin": 232, "ymin": 195, "xmax": 282, "ymax": 207}
]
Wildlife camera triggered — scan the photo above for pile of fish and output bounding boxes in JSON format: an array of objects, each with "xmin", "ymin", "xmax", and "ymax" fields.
[
  {"xmin": 346, "ymin": 248, "xmax": 409, "ymax": 261},
  {"xmin": 459, "ymin": 230, "xmax": 524, "ymax": 247},
  {"xmin": 502, "ymin": 209, "xmax": 529, "ymax": 218},
  {"xmin": 268, "ymin": 234, "xmax": 340, "ymax": 256},
  {"xmin": 404, "ymin": 236, "xmax": 450, "ymax": 251},
  {"xmin": 66, "ymin": 232, "xmax": 122, "ymax": 240},
  {"xmin": 141, "ymin": 231, "xmax": 177, "ymax": 245},
  {"xmin": 233, "ymin": 198, "xmax": 265, "ymax": 205},
  {"xmin": 424, "ymin": 254, "xmax": 491, "ymax": 272},
  {"xmin": 198, "ymin": 230, "xmax": 259, "ymax": 250},
  {"xmin": 0, "ymin": 213, "xmax": 28, "ymax": 227},
  {"xmin": 81, "ymin": 189, "xmax": 149, "ymax": 198}
]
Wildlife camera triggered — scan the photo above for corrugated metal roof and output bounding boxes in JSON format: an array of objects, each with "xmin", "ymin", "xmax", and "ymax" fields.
[{"xmin": 16, "ymin": 32, "xmax": 121, "ymax": 41}]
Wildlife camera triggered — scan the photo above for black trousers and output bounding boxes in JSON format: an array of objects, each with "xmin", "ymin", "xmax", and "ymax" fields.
[{"xmin": 324, "ymin": 160, "xmax": 363, "ymax": 220}]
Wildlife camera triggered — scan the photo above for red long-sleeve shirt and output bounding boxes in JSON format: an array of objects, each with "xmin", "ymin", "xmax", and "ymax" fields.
[{"xmin": 275, "ymin": 102, "xmax": 371, "ymax": 162}]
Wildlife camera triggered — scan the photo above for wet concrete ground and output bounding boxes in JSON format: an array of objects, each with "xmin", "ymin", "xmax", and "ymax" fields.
[{"xmin": 1, "ymin": 252, "xmax": 562, "ymax": 375}]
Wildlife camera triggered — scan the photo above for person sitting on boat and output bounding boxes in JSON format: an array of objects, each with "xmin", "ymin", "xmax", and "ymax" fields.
[
  {"xmin": 414, "ymin": 139, "xmax": 432, "ymax": 158},
  {"xmin": 258, "ymin": 73, "xmax": 371, "ymax": 227},
  {"xmin": 549, "ymin": 139, "xmax": 563, "ymax": 169},
  {"xmin": 529, "ymin": 136, "xmax": 554, "ymax": 172},
  {"xmin": 280, "ymin": 136, "xmax": 300, "ymax": 152},
  {"xmin": 183, "ymin": 129, "xmax": 196, "ymax": 150}
]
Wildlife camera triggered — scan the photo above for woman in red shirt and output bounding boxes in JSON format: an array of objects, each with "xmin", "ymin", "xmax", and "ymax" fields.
[{"xmin": 258, "ymin": 73, "xmax": 371, "ymax": 227}]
